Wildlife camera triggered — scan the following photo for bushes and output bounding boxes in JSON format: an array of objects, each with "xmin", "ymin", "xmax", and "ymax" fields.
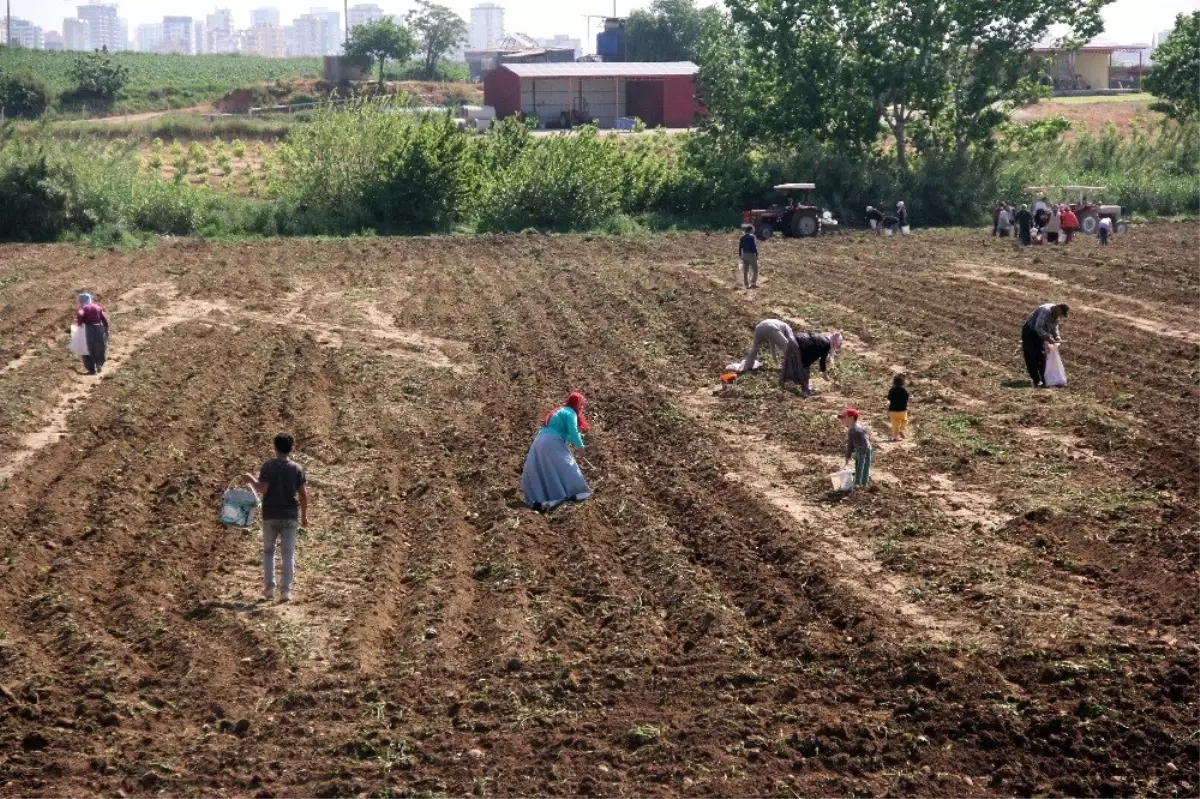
[
  {"xmin": 0, "ymin": 153, "xmax": 76, "ymax": 241},
  {"xmin": 0, "ymin": 73, "xmax": 50, "ymax": 119},
  {"xmin": 477, "ymin": 127, "xmax": 625, "ymax": 232}
]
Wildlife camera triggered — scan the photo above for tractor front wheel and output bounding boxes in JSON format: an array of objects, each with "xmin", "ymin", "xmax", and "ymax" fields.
[
  {"xmin": 792, "ymin": 213, "xmax": 819, "ymax": 237},
  {"xmin": 1115, "ymin": 220, "xmax": 1129, "ymax": 235},
  {"xmin": 1079, "ymin": 213, "xmax": 1099, "ymax": 234},
  {"xmin": 758, "ymin": 224, "xmax": 774, "ymax": 241}
]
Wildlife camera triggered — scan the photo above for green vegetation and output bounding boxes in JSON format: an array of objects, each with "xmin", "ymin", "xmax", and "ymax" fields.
[
  {"xmin": 626, "ymin": 0, "xmax": 719, "ymax": 62},
  {"xmin": 0, "ymin": 47, "xmax": 322, "ymax": 114},
  {"xmin": 1143, "ymin": 11, "xmax": 1200, "ymax": 122},
  {"xmin": 406, "ymin": 1, "xmax": 468, "ymax": 81},
  {"xmin": 346, "ymin": 18, "xmax": 418, "ymax": 87},
  {"xmin": 0, "ymin": 72, "xmax": 49, "ymax": 118}
]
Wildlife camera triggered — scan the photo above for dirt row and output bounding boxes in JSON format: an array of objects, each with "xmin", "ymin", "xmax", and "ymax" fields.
[{"xmin": 0, "ymin": 225, "xmax": 1195, "ymax": 797}]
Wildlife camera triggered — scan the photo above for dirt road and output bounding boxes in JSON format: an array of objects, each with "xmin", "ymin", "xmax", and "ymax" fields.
[{"xmin": 0, "ymin": 225, "xmax": 1195, "ymax": 797}]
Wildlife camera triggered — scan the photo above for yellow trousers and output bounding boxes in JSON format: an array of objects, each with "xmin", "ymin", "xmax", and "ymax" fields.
[{"xmin": 889, "ymin": 411, "xmax": 909, "ymax": 438}]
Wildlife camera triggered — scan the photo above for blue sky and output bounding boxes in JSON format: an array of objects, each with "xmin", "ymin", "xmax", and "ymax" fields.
[{"xmin": 12, "ymin": 0, "xmax": 1200, "ymax": 51}]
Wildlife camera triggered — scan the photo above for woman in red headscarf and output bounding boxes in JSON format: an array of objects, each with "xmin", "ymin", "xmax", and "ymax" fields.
[{"xmin": 521, "ymin": 391, "xmax": 593, "ymax": 511}]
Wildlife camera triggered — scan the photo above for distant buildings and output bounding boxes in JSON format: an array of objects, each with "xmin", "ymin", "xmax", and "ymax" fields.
[
  {"xmin": 44, "ymin": 30, "xmax": 65, "ymax": 50},
  {"xmin": 2, "ymin": 18, "xmax": 46, "ymax": 49},
  {"xmin": 536, "ymin": 34, "xmax": 581, "ymax": 59},
  {"xmin": 76, "ymin": 2, "xmax": 123, "ymax": 51},
  {"xmin": 286, "ymin": 8, "xmax": 342, "ymax": 57},
  {"xmin": 63, "ymin": 17, "xmax": 92, "ymax": 50},
  {"xmin": 469, "ymin": 3, "xmax": 504, "ymax": 50},
  {"xmin": 161, "ymin": 15, "xmax": 194, "ymax": 54},
  {"xmin": 205, "ymin": 9, "xmax": 236, "ymax": 53},
  {"xmin": 252, "ymin": 7, "xmax": 281, "ymax": 28},
  {"xmin": 135, "ymin": 22, "xmax": 162, "ymax": 52},
  {"xmin": 348, "ymin": 4, "xmax": 384, "ymax": 31}
]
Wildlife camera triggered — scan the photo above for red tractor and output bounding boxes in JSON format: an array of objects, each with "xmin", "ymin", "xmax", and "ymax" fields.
[
  {"xmin": 743, "ymin": 183, "xmax": 838, "ymax": 240},
  {"xmin": 1026, "ymin": 185, "xmax": 1130, "ymax": 235}
]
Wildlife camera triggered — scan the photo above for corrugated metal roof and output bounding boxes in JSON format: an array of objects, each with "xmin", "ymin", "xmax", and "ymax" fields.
[{"xmin": 502, "ymin": 61, "xmax": 698, "ymax": 78}]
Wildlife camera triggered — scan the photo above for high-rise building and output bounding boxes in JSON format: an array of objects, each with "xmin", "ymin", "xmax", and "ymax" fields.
[
  {"xmin": 205, "ymin": 9, "xmax": 236, "ymax": 52},
  {"xmin": 322, "ymin": 9, "xmax": 342, "ymax": 54},
  {"xmin": 161, "ymin": 15, "xmax": 194, "ymax": 54},
  {"xmin": 469, "ymin": 3, "xmax": 503, "ymax": 50},
  {"xmin": 290, "ymin": 11, "xmax": 332, "ymax": 56},
  {"xmin": 251, "ymin": 23, "xmax": 286, "ymax": 56},
  {"xmin": 135, "ymin": 22, "xmax": 162, "ymax": 52},
  {"xmin": 76, "ymin": 3, "xmax": 122, "ymax": 51},
  {"xmin": 2, "ymin": 18, "xmax": 45, "ymax": 49},
  {"xmin": 44, "ymin": 30, "xmax": 65, "ymax": 50},
  {"xmin": 535, "ymin": 34, "xmax": 581, "ymax": 59},
  {"xmin": 193, "ymin": 20, "xmax": 206, "ymax": 53},
  {"xmin": 118, "ymin": 17, "xmax": 129, "ymax": 50},
  {"xmin": 348, "ymin": 4, "xmax": 383, "ymax": 31},
  {"xmin": 251, "ymin": 7, "xmax": 280, "ymax": 27},
  {"xmin": 63, "ymin": 17, "xmax": 92, "ymax": 50}
]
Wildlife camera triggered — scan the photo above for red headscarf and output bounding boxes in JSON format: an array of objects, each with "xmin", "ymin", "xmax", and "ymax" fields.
[{"xmin": 544, "ymin": 391, "xmax": 590, "ymax": 432}]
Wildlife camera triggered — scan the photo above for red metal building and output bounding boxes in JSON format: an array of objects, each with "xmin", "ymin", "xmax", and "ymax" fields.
[{"xmin": 483, "ymin": 62, "xmax": 701, "ymax": 129}]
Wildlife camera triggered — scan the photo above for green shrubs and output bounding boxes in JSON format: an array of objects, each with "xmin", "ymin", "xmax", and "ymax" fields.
[{"xmin": 0, "ymin": 73, "xmax": 50, "ymax": 119}]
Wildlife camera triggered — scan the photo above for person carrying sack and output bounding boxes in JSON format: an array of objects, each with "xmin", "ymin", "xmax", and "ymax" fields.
[{"xmin": 1021, "ymin": 303, "xmax": 1070, "ymax": 388}]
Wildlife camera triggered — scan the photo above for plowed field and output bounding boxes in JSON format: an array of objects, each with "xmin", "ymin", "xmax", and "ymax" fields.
[{"xmin": 0, "ymin": 225, "xmax": 1196, "ymax": 798}]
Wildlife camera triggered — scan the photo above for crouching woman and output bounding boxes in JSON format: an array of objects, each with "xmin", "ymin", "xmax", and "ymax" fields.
[{"xmin": 521, "ymin": 392, "xmax": 593, "ymax": 511}]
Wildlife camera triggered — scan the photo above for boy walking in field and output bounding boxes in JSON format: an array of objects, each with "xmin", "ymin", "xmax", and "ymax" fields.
[
  {"xmin": 739, "ymin": 224, "xmax": 760, "ymax": 289},
  {"xmin": 840, "ymin": 408, "xmax": 873, "ymax": 489},
  {"xmin": 887, "ymin": 373, "xmax": 910, "ymax": 441},
  {"xmin": 243, "ymin": 433, "xmax": 309, "ymax": 603}
]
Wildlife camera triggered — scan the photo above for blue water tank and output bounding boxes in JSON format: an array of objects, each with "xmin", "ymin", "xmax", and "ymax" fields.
[{"xmin": 597, "ymin": 20, "xmax": 624, "ymax": 61}]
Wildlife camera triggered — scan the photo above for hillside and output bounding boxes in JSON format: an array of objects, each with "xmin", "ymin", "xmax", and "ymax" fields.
[{"xmin": 0, "ymin": 47, "xmax": 322, "ymax": 114}]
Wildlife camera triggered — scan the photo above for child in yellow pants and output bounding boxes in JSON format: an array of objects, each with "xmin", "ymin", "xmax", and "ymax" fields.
[{"xmin": 887, "ymin": 373, "xmax": 909, "ymax": 441}]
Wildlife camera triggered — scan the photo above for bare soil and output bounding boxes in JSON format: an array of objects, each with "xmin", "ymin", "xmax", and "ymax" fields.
[{"xmin": 0, "ymin": 224, "xmax": 1195, "ymax": 797}]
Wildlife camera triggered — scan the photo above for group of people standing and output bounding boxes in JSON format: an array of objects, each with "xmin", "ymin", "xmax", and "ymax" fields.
[{"xmin": 994, "ymin": 199, "xmax": 1111, "ymax": 246}]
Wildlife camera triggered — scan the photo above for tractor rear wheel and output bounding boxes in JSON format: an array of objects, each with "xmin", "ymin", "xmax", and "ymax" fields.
[
  {"xmin": 1079, "ymin": 213, "xmax": 1099, "ymax": 234},
  {"xmin": 792, "ymin": 213, "xmax": 818, "ymax": 237},
  {"xmin": 1115, "ymin": 220, "xmax": 1129, "ymax": 235},
  {"xmin": 758, "ymin": 224, "xmax": 774, "ymax": 241}
]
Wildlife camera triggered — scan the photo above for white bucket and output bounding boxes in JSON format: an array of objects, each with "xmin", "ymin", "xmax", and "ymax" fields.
[
  {"xmin": 869, "ymin": 219, "xmax": 877, "ymax": 230},
  {"xmin": 830, "ymin": 469, "xmax": 855, "ymax": 492},
  {"xmin": 901, "ymin": 225, "xmax": 911, "ymax": 235},
  {"xmin": 884, "ymin": 228, "xmax": 894, "ymax": 237}
]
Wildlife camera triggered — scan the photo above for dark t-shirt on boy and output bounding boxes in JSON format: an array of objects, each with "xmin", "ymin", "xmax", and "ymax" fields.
[
  {"xmin": 739, "ymin": 233, "xmax": 758, "ymax": 255},
  {"xmin": 888, "ymin": 386, "xmax": 909, "ymax": 412},
  {"xmin": 259, "ymin": 457, "xmax": 306, "ymax": 521}
]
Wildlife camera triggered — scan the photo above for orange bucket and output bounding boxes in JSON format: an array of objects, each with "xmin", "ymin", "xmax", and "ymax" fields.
[{"xmin": 720, "ymin": 371, "xmax": 739, "ymax": 384}]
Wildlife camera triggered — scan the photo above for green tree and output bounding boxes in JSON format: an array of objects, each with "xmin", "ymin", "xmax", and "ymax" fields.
[
  {"xmin": 64, "ymin": 52, "xmax": 130, "ymax": 110},
  {"xmin": 1144, "ymin": 12, "xmax": 1200, "ymax": 122},
  {"xmin": 713, "ymin": 0, "xmax": 1111, "ymax": 166},
  {"xmin": 346, "ymin": 17, "xmax": 418, "ymax": 88},
  {"xmin": 0, "ymin": 73, "xmax": 50, "ymax": 118},
  {"xmin": 626, "ymin": 0, "xmax": 720, "ymax": 62},
  {"xmin": 406, "ymin": 1, "xmax": 467, "ymax": 81}
]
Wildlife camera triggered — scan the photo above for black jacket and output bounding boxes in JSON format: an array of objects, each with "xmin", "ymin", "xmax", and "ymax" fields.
[{"xmin": 796, "ymin": 333, "xmax": 832, "ymax": 371}]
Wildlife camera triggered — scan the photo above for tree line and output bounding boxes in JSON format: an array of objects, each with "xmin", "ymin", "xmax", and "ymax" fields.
[{"xmin": 345, "ymin": 0, "xmax": 467, "ymax": 87}]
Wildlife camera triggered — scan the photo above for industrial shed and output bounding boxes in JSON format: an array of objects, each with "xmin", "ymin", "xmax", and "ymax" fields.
[{"xmin": 483, "ymin": 62, "xmax": 701, "ymax": 129}]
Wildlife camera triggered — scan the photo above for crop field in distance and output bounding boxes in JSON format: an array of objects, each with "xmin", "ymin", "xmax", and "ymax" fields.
[{"xmin": 0, "ymin": 224, "xmax": 1195, "ymax": 797}]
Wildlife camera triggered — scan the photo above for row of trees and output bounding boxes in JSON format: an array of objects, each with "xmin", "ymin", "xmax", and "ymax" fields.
[{"xmin": 345, "ymin": 0, "xmax": 467, "ymax": 86}]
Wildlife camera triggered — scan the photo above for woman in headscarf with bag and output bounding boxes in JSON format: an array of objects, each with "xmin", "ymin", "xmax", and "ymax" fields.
[
  {"xmin": 521, "ymin": 391, "xmax": 593, "ymax": 511},
  {"xmin": 782, "ymin": 330, "xmax": 843, "ymax": 396},
  {"xmin": 75, "ymin": 292, "xmax": 109, "ymax": 375}
]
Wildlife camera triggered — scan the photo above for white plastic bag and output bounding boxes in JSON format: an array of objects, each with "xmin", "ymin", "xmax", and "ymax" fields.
[
  {"xmin": 726, "ymin": 358, "xmax": 762, "ymax": 372},
  {"xmin": 68, "ymin": 324, "xmax": 88, "ymax": 356},
  {"xmin": 830, "ymin": 469, "xmax": 855, "ymax": 492},
  {"xmin": 869, "ymin": 219, "xmax": 877, "ymax": 230},
  {"xmin": 1044, "ymin": 344, "xmax": 1068, "ymax": 387},
  {"xmin": 901, "ymin": 225, "xmax": 911, "ymax": 235}
]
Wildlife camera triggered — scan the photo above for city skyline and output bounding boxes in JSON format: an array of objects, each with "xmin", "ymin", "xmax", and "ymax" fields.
[{"xmin": 4, "ymin": 0, "xmax": 1196, "ymax": 56}]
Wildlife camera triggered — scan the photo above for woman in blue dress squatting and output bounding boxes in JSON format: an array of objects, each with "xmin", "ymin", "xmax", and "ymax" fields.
[{"xmin": 521, "ymin": 391, "xmax": 593, "ymax": 511}]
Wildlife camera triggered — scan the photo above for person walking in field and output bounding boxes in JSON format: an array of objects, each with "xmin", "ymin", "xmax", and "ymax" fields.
[
  {"xmin": 887, "ymin": 373, "xmax": 910, "ymax": 441},
  {"xmin": 896, "ymin": 201, "xmax": 909, "ymax": 233},
  {"xmin": 1033, "ymin": 197, "xmax": 1049, "ymax": 229},
  {"xmin": 1098, "ymin": 216, "xmax": 1112, "ymax": 246},
  {"xmin": 1021, "ymin": 303, "xmax": 1070, "ymax": 388},
  {"xmin": 243, "ymin": 433, "xmax": 309, "ymax": 603},
  {"xmin": 996, "ymin": 204, "xmax": 1013, "ymax": 238},
  {"xmin": 75, "ymin": 293, "xmax": 109, "ymax": 375},
  {"xmin": 521, "ymin": 392, "xmax": 593, "ymax": 511},
  {"xmin": 739, "ymin": 224, "xmax": 760, "ymax": 289},
  {"xmin": 1044, "ymin": 206, "xmax": 1062, "ymax": 244},
  {"xmin": 840, "ymin": 408, "xmax": 873, "ymax": 489},
  {"xmin": 1015, "ymin": 204, "xmax": 1034, "ymax": 246},
  {"xmin": 1060, "ymin": 205, "xmax": 1079, "ymax": 244}
]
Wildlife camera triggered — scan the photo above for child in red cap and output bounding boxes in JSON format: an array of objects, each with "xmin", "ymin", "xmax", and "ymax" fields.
[{"xmin": 840, "ymin": 408, "xmax": 872, "ymax": 489}]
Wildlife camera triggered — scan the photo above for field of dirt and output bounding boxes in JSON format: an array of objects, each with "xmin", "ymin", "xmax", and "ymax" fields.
[{"xmin": 0, "ymin": 224, "xmax": 1196, "ymax": 797}]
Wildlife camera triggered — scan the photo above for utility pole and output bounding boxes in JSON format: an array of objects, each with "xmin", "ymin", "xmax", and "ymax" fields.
[
  {"xmin": 6, "ymin": 0, "xmax": 11, "ymax": 47},
  {"xmin": 344, "ymin": 0, "xmax": 348, "ymax": 49}
]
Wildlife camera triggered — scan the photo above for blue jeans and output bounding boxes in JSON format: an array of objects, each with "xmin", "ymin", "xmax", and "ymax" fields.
[{"xmin": 262, "ymin": 519, "xmax": 298, "ymax": 595}]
